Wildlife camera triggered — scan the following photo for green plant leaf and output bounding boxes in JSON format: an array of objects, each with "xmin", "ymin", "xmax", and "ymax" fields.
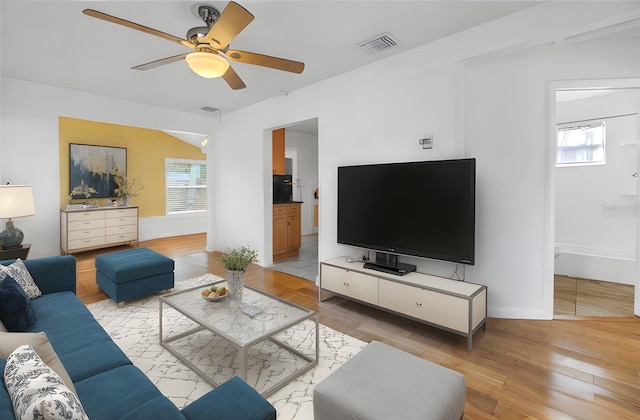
[{"xmin": 217, "ymin": 245, "xmax": 259, "ymax": 271}]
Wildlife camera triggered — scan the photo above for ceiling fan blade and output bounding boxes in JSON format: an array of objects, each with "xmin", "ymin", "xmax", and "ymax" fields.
[
  {"xmin": 201, "ymin": 2, "xmax": 254, "ymax": 50},
  {"xmin": 222, "ymin": 66, "xmax": 247, "ymax": 90},
  {"xmin": 83, "ymin": 9, "xmax": 195, "ymax": 50},
  {"xmin": 131, "ymin": 53, "xmax": 189, "ymax": 71},
  {"xmin": 224, "ymin": 50, "xmax": 305, "ymax": 74}
]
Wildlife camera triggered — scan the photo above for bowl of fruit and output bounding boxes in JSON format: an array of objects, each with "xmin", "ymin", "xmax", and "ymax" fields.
[{"xmin": 202, "ymin": 284, "xmax": 229, "ymax": 301}]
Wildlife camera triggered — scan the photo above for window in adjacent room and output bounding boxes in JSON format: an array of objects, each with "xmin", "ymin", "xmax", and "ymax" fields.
[
  {"xmin": 556, "ymin": 122, "xmax": 606, "ymax": 166},
  {"xmin": 166, "ymin": 159, "xmax": 207, "ymax": 214}
]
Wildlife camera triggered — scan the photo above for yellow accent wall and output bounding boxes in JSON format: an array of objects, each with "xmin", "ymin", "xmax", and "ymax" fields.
[{"xmin": 59, "ymin": 117, "xmax": 205, "ymax": 217}]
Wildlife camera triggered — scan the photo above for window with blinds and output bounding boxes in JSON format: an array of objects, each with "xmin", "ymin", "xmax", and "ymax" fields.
[
  {"xmin": 166, "ymin": 159, "xmax": 207, "ymax": 214},
  {"xmin": 556, "ymin": 122, "xmax": 606, "ymax": 166}
]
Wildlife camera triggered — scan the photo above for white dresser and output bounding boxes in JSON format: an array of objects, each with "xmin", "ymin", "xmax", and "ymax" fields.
[{"xmin": 60, "ymin": 207, "xmax": 138, "ymax": 254}]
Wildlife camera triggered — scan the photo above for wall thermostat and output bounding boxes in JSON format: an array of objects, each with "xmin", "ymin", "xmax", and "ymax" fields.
[{"xmin": 419, "ymin": 136, "xmax": 433, "ymax": 149}]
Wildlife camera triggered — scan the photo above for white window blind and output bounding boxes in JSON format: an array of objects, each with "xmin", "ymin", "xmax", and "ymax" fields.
[
  {"xmin": 166, "ymin": 159, "xmax": 207, "ymax": 214},
  {"xmin": 556, "ymin": 122, "xmax": 606, "ymax": 166}
]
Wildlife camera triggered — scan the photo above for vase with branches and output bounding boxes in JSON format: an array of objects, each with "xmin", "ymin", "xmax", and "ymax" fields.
[{"xmin": 113, "ymin": 168, "xmax": 144, "ymax": 205}]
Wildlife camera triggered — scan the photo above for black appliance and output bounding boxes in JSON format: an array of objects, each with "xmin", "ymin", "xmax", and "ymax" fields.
[
  {"xmin": 273, "ymin": 175, "xmax": 293, "ymax": 202},
  {"xmin": 337, "ymin": 158, "xmax": 476, "ymax": 275}
]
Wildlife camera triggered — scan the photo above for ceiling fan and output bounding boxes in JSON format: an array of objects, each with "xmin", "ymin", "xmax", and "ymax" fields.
[{"xmin": 83, "ymin": 2, "xmax": 305, "ymax": 90}]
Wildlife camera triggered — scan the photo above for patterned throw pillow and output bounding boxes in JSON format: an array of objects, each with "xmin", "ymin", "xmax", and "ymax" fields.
[
  {"xmin": 0, "ymin": 258, "xmax": 41, "ymax": 298},
  {"xmin": 4, "ymin": 344, "xmax": 88, "ymax": 420},
  {"xmin": 0, "ymin": 331, "xmax": 77, "ymax": 395}
]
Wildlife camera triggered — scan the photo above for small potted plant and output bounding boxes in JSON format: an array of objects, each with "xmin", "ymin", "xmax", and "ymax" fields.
[{"xmin": 218, "ymin": 245, "xmax": 259, "ymax": 301}]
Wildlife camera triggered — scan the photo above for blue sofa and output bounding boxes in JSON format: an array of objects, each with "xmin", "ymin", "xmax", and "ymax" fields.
[{"xmin": 0, "ymin": 255, "xmax": 276, "ymax": 420}]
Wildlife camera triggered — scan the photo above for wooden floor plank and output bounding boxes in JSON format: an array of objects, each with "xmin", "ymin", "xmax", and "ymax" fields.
[
  {"xmin": 554, "ymin": 274, "xmax": 634, "ymax": 317},
  {"xmin": 70, "ymin": 234, "xmax": 640, "ymax": 419}
]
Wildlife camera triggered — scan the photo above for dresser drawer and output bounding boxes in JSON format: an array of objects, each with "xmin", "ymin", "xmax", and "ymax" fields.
[
  {"xmin": 105, "ymin": 208, "xmax": 138, "ymax": 219},
  {"xmin": 67, "ymin": 210, "xmax": 105, "ymax": 222},
  {"xmin": 105, "ymin": 224, "xmax": 137, "ymax": 236},
  {"xmin": 106, "ymin": 232, "xmax": 138, "ymax": 245},
  {"xmin": 68, "ymin": 219, "xmax": 106, "ymax": 231},
  {"xmin": 68, "ymin": 237, "xmax": 106, "ymax": 251},
  {"xmin": 68, "ymin": 228, "xmax": 105, "ymax": 241},
  {"xmin": 105, "ymin": 216, "xmax": 137, "ymax": 227}
]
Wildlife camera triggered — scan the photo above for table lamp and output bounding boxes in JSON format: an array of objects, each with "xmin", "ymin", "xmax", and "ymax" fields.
[{"xmin": 0, "ymin": 185, "xmax": 35, "ymax": 249}]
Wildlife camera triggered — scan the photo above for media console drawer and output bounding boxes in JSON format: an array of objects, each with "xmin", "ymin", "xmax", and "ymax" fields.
[
  {"xmin": 319, "ymin": 257, "xmax": 487, "ymax": 351},
  {"xmin": 379, "ymin": 279, "xmax": 470, "ymax": 333},
  {"xmin": 321, "ymin": 264, "xmax": 378, "ymax": 305}
]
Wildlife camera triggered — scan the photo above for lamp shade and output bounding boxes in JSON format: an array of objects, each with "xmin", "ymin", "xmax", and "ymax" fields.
[
  {"xmin": 0, "ymin": 185, "xmax": 35, "ymax": 249},
  {"xmin": 0, "ymin": 185, "xmax": 35, "ymax": 218},
  {"xmin": 185, "ymin": 52, "xmax": 230, "ymax": 78}
]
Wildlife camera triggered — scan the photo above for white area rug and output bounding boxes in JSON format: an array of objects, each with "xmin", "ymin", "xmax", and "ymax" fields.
[{"xmin": 86, "ymin": 274, "xmax": 366, "ymax": 419}]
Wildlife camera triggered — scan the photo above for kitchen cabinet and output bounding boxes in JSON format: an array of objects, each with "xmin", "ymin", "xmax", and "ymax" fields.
[
  {"xmin": 273, "ymin": 203, "xmax": 301, "ymax": 261},
  {"xmin": 272, "ymin": 128, "xmax": 286, "ymax": 175},
  {"xmin": 273, "ymin": 207, "xmax": 288, "ymax": 255}
]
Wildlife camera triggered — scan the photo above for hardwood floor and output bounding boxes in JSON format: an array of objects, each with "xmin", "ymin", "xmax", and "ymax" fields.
[
  {"xmin": 74, "ymin": 234, "xmax": 640, "ymax": 419},
  {"xmin": 554, "ymin": 275, "xmax": 635, "ymax": 317}
]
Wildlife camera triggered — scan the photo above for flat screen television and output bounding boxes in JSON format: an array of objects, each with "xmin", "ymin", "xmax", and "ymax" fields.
[{"xmin": 337, "ymin": 158, "xmax": 476, "ymax": 275}]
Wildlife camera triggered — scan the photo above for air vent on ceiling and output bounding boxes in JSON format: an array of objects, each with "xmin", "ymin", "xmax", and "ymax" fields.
[
  {"xmin": 358, "ymin": 32, "xmax": 401, "ymax": 54},
  {"xmin": 200, "ymin": 106, "xmax": 220, "ymax": 113}
]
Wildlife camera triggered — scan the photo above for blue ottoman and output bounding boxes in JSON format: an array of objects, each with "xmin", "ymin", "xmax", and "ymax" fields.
[{"xmin": 95, "ymin": 247, "xmax": 174, "ymax": 307}]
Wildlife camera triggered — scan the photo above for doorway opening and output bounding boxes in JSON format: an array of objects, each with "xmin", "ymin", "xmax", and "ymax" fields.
[
  {"xmin": 548, "ymin": 79, "xmax": 640, "ymax": 318},
  {"xmin": 269, "ymin": 118, "xmax": 319, "ymax": 281}
]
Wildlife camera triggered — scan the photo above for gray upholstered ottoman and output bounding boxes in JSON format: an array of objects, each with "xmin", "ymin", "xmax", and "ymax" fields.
[
  {"xmin": 95, "ymin": 247, "xmax": 174, "ymax": 307},
  {"xmin": 313, "ymin": 341, "xmax": 466, "ymax": 420}
]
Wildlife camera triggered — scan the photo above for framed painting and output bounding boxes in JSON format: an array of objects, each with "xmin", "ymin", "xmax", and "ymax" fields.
[{"xmin": 69, "ymin": 144, "xmax": 127, "ymax": 199}]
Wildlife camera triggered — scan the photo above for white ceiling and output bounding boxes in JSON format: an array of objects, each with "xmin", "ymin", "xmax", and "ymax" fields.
[{"xmin": 0, "ymin": 1, "xmax": 539, "ymax": 117}]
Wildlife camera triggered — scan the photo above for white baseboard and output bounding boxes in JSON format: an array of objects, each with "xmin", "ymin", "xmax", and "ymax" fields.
[
  {"xmin": 139, "ymin": 212, "xmax": 207, "ymax": 241},
  {"xmin": 488, "ymin": 306, "xmax": 550, "ymax": 320},
  {"xmin": 554, "ymin": 243, "xmax": 634, "ymax": 260}
]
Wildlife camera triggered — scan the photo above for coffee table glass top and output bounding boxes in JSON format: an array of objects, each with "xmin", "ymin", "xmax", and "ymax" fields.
[{"xmin": 160, "ymin": 278, "xmax": 314, "ymax": 346}]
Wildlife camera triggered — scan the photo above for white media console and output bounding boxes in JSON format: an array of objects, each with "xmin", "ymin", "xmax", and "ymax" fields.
[{"xmin": 319, "ymin": 257, "xmax": 487, "ymax": 351}]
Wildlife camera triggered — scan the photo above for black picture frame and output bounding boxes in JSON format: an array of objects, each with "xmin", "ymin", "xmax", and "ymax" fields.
[{"xmin": 69, "ymin": 144, "xmax": 127, "ymax": 199}]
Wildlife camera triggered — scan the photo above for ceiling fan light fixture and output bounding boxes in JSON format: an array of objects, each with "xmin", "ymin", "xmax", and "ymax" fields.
[{"xmin": 185, "ymin": 52, "xmax": 229, "ymax": 78}]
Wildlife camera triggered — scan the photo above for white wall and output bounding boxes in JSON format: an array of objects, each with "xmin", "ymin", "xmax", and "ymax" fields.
[
  {"xmin": 211, "ymin": 58, "xmax": 460, "ymax": 266},
  {"xmin": 464, "ymin": 37, "xmax": 640, "ymax": 318},
  {"xmin": 0, "ymin": 78, "xmax": 217, "ymax": 258},
  {"xmin": 210, "ymin": 3, "xmax": 640, "ymax": 318},
  {"xmin": 555, "ymin": 91, "xmax": 638, "ymax": 284}
]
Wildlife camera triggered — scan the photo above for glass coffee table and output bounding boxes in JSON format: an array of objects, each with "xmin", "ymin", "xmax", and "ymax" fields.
[{"xmin": 159, "ymin": 275, "xmax": 319, "ymax": 397}]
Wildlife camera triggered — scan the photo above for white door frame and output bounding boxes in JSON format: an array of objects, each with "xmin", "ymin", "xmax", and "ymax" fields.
[
  {"xmin": 546, "ymin": 77, "xmax": 640, "ymax": 318},
  {"xmin": 285, "ymin": 147, "xmax": 298, "ymax": 199}
]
